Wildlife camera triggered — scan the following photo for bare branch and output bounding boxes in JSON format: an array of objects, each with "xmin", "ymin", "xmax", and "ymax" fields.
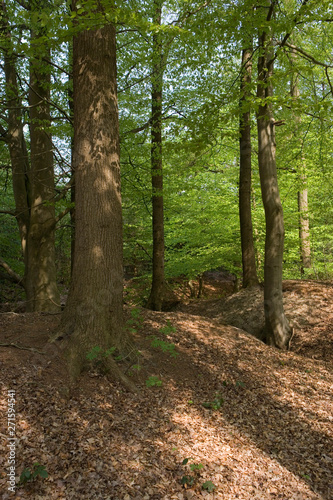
[
  {"xmin": 0, "ymin": 209, "xmax": 16, "ymax": 216},
  {"xmin": 54, "ymin": 206, "xmax": 71, "ymax": 226},
  {"xmin": 0, "ymin": 258, "xmax": 23, "ymax": 286}
]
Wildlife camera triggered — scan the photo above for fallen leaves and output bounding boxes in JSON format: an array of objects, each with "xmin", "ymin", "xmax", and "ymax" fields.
[{"xmin": 0, "ymin": 281, "xmax": 332, "ymax": 498}]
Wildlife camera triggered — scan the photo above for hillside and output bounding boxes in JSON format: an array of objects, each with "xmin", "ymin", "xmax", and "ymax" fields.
[{"xmin": 0, "ymin": 280, "xmax": 332, "ymax": 499}]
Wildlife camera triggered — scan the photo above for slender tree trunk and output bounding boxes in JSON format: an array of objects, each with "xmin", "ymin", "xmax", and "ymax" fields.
[
  {"xmin": 2, "ymin": 19, "xmax": 30, "ymax": 262},
  {"xmin": 1, "ymin": 0, "xmax": 60, "ymax": 313},
  {"xmin": 58, "ymin": 3, "xmax": 135, "ymax": 390},
  {"xmin": 298, "ymin": 184, "xmax": 311, "ymax": 272},
  {"xmin": 257, "ymin": 12, "xmax": 292, "ymax": 349},
  {"xmin": 68, "ymin": 43, "xmax": 75, "ymax": 275},
  {"xmin": 290, "ymin": 64, "xmax": 311, "ymax": 274},
  {"xmin": 146, "ymin": 0, "xmax": 166, "ymax": 311},
  {"xmin": 239, "ymin": 45, "xmax": 259, "ymax": 288},
  {"xmin": 27, "ymin": 28, "xmax": 60, "ymax": 312}
]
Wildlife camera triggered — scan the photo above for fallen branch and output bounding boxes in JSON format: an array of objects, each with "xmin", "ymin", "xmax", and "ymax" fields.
[{"xmin": 0, "ymin": 342, "xmax": 44, "ymax": 354}]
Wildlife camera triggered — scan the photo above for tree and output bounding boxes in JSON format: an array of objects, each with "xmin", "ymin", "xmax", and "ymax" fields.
[
  {"xmin": 0, "ymin": 0, "xmax": 60, "ymax": 312},
  {"xmin": 256, "ymin": 1, "xmax": 292, "ymax": 348},
  {"xmin": 239, "ymin": 42, "xmax": 259, "ymax": 288},
  {"xmin": 26, "ymin": 0, "xmax": 60, "ymax": 312},
  {"xmin": 290, "ymin": 49, "xmax": 311, "ymax": 273},
  {"xmin": 57, "ymin": 0, "xmax": 135, "ymax": 388},
  {"xmin": 146, "ymin": 0, "xmax": 166, "ymax": 311}
]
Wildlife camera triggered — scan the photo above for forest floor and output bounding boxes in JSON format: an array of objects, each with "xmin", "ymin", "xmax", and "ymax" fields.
[{"xmin": 0, "ymin": 278, "xmax": 332, "ymax": 499}]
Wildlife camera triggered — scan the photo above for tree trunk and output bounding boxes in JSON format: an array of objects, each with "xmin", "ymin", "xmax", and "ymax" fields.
[
  {"xmin": 58, "ymin": 4, "xmax": 135, "ymax": 389},
  {"xmin": 2, "ymin": 26, "xmax": 30, "ymax": 263},
  {"xmin": 27, "ymin": 27, "xmax": 60, "ymax": 312},
  {"xmin": 290, "ymin": 63, "xmax": 311, "ymax": 273},
  {"xmin": 68, "ymin": 43, "xmax": 75, "ymax": 276},
  {"xmin": 298, "ymin": 183, "xmax": 311, "ymax": 272},
  {"xmin": 257, "ymin": 14, "xmax": 292, "ymax": 349},
  {"xmin": 146, "ymin": 0, "xmax": 166, "ymax": 311},
  {"xmin": 239, "ymin": 45, "xmax": 259, "ymax": 288},
  {"xmin": 1, "ymin": 0, "xmax": 60, "ymax": 313}
]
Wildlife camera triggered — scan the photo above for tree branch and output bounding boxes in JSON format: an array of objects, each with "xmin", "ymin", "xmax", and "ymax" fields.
[
  {"xmin": 0, "ymin": 209, "xmax": 16, "ymax": 216},
  {"xmin": 0, "ymin": 258, "xmax": 24, "ymax": 286},
  {"xmin": 283, "ymin": 42, "xmax": 333, "ymax": 69},
  {"xmin": 54, "ymin": 206, "xmax": 72, "ymax": 226},
  {"xmin": 268, "ymin": 0, "xmax": 310, "ymax": 66}
]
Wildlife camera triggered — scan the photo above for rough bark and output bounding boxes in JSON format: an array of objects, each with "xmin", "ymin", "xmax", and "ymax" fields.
[
  {"xmin": 27, "ymin": 26, "xmax": 60, "ymax": 312},
  {"xmin": 146, "ymin": 0, "xmax": 166, "ymax": 311},
  {"xmin": 1, "ymin": 1, "xmax": 30, "ymax": 264},
  {"xmin": 68, "ymin": 44, "xmax": 75, "ymax": 276},
  {"xmin": 1, "ymin": 0, "xmax": 60, "ymax": 313},
  {"xmin": 239, "ymin": 45, "xmax": 259, "ymax": 288},
  {"xmin": 256, "ymin": 10, "xmax": 292, "ymax": 349},
  {"xmin": 58, "ymin": 5, "xmax": 135, "ymax": 389}
]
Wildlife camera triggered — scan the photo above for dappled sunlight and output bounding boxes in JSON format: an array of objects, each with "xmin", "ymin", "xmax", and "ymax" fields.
[{"xmin": 0, "ymin": 285, "xmax": 332, "ymax": 498}]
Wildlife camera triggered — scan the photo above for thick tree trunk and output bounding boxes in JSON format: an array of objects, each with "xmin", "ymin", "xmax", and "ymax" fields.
[
  {"xmin": 146, "ymin": 0, "xmax": 166, "ymax": 311},
  {"xmin": 257, "ymin": 23, "xmax": 292, "ymax": 349},
  {"xmin": 239, "ymin": 46, "xmax": 259, "ymax": 288},
  {"xmin": 58, "ymin": 6, "xmax": 135, "ymax": 389}
]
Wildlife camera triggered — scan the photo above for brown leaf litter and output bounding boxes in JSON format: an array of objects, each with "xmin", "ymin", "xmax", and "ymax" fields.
[{"xmin": 0, "ymin": 280, "xmax": 332, "ymax": 499}]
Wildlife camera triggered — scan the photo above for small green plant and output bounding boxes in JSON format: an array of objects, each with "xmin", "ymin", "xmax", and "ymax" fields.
[
  {"xmin": 180, "ymin": 458, "xmax": 216, "ymax": 491},
  {"xmin": 18, "ymin": 463, "xmax": 48, "ymax": 486},
  {"xmin": 159, "ymin": 320, "xmax": 177, "ymax": 335},
  {"xmin": 202, "ymin": 480, "xmax": 216, "ymax": 492},
  {"xmin": 86, "ymin": 345, "xmax": 116, "ymax": 362},
  {"xmin": 181, "ymin": 458, "xmax": 203, "ymax": 488},
  {"xmin": 86, "ymin": 345, "xmax": 118, "ymax": 374},
  {"xmin": 150, "ymin": 337, "xmax": 179, "ymax": 358},
  {"xmin": 126, "ymin": 307, "xmax": 144, "ymax": 334},
  {"xmin": 202, "ymin": 394, "xmax": 224, "ymax": 410},
  {"xmin": 145, "ymin": 375, "xmax": 162, "ymax": 387}
]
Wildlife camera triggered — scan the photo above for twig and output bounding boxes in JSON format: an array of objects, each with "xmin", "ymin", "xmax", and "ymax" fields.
[{"xmin": 0, "ymin": 342, "xmax": 44, "ymax": 354}]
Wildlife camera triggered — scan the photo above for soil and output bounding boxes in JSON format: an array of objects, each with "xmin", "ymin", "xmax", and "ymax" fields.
[{"xmin": 0, "ymin": 279, "xmax": 332, "ymax": 499}]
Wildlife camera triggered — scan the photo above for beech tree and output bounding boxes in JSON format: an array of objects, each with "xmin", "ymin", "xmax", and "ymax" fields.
[
  {"xmin": 290, "ymin": 50, "xmax": 311, "ymax": 273},
  {"xmin": 56, "ymin": 0, "xmax": 135, "ymax": 388},
  {"xmin": 256, "ymin": 1, "xmax": 292, "ymax": 348},
  {"xmin": 0, "ymin": 0, "xmax": 60, "ymax": 312},
  {"xmin": 239, "ymin": 43, "xmax": 259, "ymax": 288},
  {"xmin": 146, "ymin": 0, "xmax": 166, "ymax": 311}
]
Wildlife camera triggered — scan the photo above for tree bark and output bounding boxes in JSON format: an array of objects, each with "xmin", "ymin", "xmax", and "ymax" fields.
[
  {"xmin": 146, "ymin": 0, "xmax": 166, "ymax": 311},
  {"xmin": 1, "ymin": 0, "xmax": 60, "ymax": 313},
  {"xmin": 239, "ymin": 45, "xmax": 259, "ymax": 288},
  {"xmin": 58, "ymin": 4, "xmax": 135, "ymax": 389},
  {"xmin": 27, "ymin": 22, "xmax": 60, "ymax": 312},
  {"xmin": 256, "ymin": 9, "xmax": 292, "ymax": 349},
  {"xmin": 290, "ymin": 63, "xmax": 311, "ymax": 273},
  {"xmin": 298, "ymin": 184, "xmax": 311, "ymax": 272}
]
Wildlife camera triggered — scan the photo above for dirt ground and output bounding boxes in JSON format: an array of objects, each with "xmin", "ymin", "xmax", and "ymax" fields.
[{"xmin": 0, "ymin": 279, "xmax": 332, "ymax": 499}]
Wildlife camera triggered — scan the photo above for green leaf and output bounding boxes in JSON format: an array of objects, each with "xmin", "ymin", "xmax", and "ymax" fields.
[
  {"xmin": 181, "ymin": 475, "xmax": 195, "ymax": 486},
  {"xmin": 38, "ymin": 469, "xmax": 48, "ymax": 479},
  {"xmin": 202, "ymin": 480, "xmax": 216, "ymax": 492}
]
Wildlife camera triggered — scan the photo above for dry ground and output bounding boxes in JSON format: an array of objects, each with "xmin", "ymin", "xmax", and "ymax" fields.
[{"xmin": 0, "ymin": 280, "xmax": 332, "ymax": 499}]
